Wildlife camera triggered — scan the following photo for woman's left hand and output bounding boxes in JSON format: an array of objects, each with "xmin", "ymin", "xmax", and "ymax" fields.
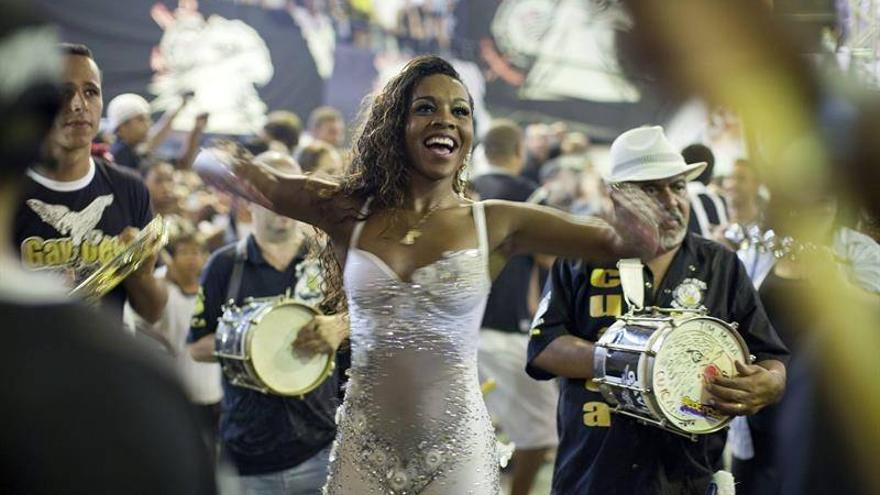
[
  {"xmin": 292, "ymin": 314, "xmax": 349, "ymax": 355},
  {"xmin": 608, "ymin": 183, "xmax": 662, "ymax": 259}
]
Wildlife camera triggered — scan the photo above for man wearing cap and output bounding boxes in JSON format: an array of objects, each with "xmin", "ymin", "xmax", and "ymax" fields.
[
  {"xmin": 526, "ymin": 126, "xmax": 789, "ymax": 494},
  {"xmin": 108, "ymin": 92, "xmax": 205, "ymax": 172}
]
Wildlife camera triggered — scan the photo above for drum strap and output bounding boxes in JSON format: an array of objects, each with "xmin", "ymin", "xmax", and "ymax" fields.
[
  {"xmin": 618, "ymin": 258, "xmax": 645, "ymax": 311},
  {"xmin": 226, "ymin": 237, "xmax": 249, "ymax": 302}
]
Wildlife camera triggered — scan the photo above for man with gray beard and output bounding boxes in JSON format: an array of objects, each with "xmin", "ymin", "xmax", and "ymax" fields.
[{"xmin": 526, "ymin": 126, "xmax": 788, "ymax": 495}]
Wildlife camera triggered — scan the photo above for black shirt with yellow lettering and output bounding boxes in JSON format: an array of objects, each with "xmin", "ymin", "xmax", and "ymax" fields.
[
  {"xmin": 526, "ymin": 233, "xmax": 788, "ymax": 495},
  {"xmin": 14, "ymin": 158, "xmax": 152, "ymax": 321}
]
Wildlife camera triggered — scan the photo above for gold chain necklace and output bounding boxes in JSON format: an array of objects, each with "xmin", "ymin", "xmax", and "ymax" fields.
[{"xmin": 399, "ymin": 204, "xmax": 443, "ymax": 245}]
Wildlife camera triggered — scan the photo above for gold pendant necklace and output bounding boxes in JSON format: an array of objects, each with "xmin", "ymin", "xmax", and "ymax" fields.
[{"xmin": 400, "ymin": 204, "xmax": 442, "ymax": 246}]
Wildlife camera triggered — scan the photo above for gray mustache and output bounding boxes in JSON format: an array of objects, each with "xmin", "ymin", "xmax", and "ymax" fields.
[{"xmin": 660, "ymin": 210, "xmax": 685, "ymax": 225}]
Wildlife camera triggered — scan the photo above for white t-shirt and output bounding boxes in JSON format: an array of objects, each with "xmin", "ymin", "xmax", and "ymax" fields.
[
  {"xmin": 126, "ymin": 279, "xmax": 223, "ymax": 404},
  {"xmin": 834, "ymin": 227, "xmax": 880, "ymax": 294}
]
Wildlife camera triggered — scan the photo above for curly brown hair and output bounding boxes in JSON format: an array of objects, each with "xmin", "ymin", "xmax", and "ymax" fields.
[{"xmin": 313, "ymin": 55, "xmax": 475, "ymax": 314}]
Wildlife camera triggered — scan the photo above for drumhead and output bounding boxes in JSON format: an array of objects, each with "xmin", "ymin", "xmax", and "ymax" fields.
[
  {"xmin": 650, "ymin": 317, "xmax": 748, "ymax": 434},
  {"xmin": 248, "ymin": 302, "xmax": 332, "ymax": 396}
]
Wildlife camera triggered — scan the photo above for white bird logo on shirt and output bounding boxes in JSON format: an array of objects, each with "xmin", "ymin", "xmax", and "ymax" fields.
[{"xmin": 27, "ymin": 194, "xmax": 115, "ymax": 246}]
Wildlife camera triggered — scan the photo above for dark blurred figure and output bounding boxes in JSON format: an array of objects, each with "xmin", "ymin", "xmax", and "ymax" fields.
[
  {"xmin": 733, "ymin": 196, "xmax": 849, "ymax": 495},
  {"xmin": 0, "ymin": 5, "xmax": 216, "ymax": 494},
  {"xmin": 681, "ymin": 143, "xmax": 728, "ymax": 237}
]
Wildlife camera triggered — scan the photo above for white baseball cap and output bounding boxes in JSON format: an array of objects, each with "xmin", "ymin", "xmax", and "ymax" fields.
[
  {"xmin": 605, "ymin": 125, "xmax": 706, "ymax": 183},
  {"xmin": 106, "ymin": 93, "xmax": 150, "ymax": 131}
]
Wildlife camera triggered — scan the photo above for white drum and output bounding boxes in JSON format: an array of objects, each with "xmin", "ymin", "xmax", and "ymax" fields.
[
  {"xmin": 215, "ymin": 297, "xmax": 334, "ymax": 397},
  {"xmin": 593, "ymin": 311, "xmax": 751, "ymax": 438}
]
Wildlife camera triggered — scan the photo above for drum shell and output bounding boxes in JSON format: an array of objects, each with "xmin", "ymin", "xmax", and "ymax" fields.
[
  {"xmin": 593, "ymin": 319, "xmax": 666, "ymax": 422},
  {"xmin": 215, "ymin": 301, "xmax": 267, "ymax": 392}
]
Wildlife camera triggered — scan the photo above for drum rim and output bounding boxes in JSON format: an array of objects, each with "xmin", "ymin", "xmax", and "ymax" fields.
[
  {"xmin": 245, "ymin": 300, "xmax": 336, "ymax": 397},
  {"xmin": 648, "ymin": 315, "xmax": 750, "ymax": 434}
]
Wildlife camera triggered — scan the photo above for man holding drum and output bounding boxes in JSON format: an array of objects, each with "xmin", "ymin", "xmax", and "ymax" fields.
[
  {"xmin": 188, "ymin": 152, "xmax": 347, "ymax": 495},
  {"xmin": 526, "ymin": 126, "xmax": 789, "ymax": 495}
]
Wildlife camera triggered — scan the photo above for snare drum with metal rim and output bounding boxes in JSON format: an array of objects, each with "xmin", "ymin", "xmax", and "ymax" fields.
[
  {"xmin": 592, "ymin": 310, "xmax": 751, "ymax": 439},
  {"xmin": 215, "ymin": 297, "xmax": 334, "ymax": 397}
]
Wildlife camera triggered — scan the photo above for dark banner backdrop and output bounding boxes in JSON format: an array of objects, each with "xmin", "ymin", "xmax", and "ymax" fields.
[
  {"xmin": 453, "ymin": 0, "xmax": 677, "ymax": 138},
  {"xmin": 34, "ymin": 0, "xmax": 324, "ymax": 135},
  {"xmin": 35, "ymin": 0, "xmax": 674, "ymax": 138}
]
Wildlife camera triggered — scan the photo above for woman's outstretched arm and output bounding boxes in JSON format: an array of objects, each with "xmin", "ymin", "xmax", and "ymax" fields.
[
  {"xmin": 484, "ymin": 186, "xmax": 661, "ymax": 262},
  {"xmin": 228, "ymin": 155, "xmax": 358, "ymax": 238}
]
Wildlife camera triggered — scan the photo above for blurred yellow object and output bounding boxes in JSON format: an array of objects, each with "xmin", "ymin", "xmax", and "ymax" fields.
[
  {"xmin": 623, "ymin": 1, "xmax": 880, "ymax": 490},
  {"xmin": 481, "ymin": 378, "xmax": 497, "ymax": 396}
]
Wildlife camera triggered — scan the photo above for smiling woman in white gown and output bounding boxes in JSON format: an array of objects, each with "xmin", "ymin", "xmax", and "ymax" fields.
[{"xmin": 227, "ymin": 55, "xmax": 660, "ymax": 494}]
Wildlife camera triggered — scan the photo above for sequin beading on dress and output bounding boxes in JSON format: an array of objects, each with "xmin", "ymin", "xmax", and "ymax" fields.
[{"xmin": 323, "ymin": 201, "xmax": 501, "ymax": 495}]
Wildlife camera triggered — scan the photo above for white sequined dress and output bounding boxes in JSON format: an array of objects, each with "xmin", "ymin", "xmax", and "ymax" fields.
[{"xmin": 323, "ymin": 201, "xmax": 501, "ymax": 494}]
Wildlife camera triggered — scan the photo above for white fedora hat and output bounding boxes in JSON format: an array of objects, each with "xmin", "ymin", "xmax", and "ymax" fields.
[{"xmin": 605, "ymin": 125, "xmax": 706, "ymax": 183}]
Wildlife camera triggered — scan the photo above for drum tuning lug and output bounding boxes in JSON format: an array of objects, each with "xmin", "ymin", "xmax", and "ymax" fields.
[
  {"xmin": 730, "ymin": 322, "xmax": 739, "ymax": 329},
  {"xmin": 749, "ymin": 354, "xmax": 756, "ymax": 363}
]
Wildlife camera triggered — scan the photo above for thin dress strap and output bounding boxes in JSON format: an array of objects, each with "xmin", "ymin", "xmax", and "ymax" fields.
[
  {"xmin": 472, "ymin": 201, "xmax": 489, "ymax": 264},
  {"xmin": 348, "ymin": 197, "xmax": 373, "ymax": 250}
]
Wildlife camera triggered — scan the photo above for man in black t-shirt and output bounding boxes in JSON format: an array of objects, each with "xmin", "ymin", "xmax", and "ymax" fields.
[
  {"xmin": 13, "ymin": 43, "xmax": 167, "ymax": 323},
  {"xmin": 473, "ymin": 120, "xmax": 558, "ymax": 495},
  {"xmin": 188, "ymin": 153, "xmax": 348, "ymax": 494},
  {"xmin": 0, "ymin": 16, "xmax": 214, "ymax": 493},
  {"xmin": 527, "ymin": 126, "xmax": 788, "ymax": 495}
]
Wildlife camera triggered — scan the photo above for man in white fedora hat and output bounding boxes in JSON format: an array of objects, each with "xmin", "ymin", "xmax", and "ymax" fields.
[{"xmin": 526, "ymin": 125, "xmax": 789, "ymax": 494}]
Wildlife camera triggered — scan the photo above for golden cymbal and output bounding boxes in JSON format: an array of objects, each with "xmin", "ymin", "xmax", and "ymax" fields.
[{"xmin": 69, "ymin": 215, "xmax": 169, "ymax": 303}]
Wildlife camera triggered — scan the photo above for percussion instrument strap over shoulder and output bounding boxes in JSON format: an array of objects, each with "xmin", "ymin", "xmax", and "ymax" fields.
[
  {"xmin": 618, "ymin": 258, "xmax": 645, "ymax": 311},
  {"xmin": 226, "ymin": 237, "xmax": 249, "ymax": 302}
]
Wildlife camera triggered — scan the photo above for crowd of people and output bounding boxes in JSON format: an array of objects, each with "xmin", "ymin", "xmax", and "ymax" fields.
[
  {"xmin": 3, "ymin": 1, "xmax": 879, "ymax": 495},
  {"xmin": 229, "ymin": 0, "xmax": 460, "ymax": 55}
]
